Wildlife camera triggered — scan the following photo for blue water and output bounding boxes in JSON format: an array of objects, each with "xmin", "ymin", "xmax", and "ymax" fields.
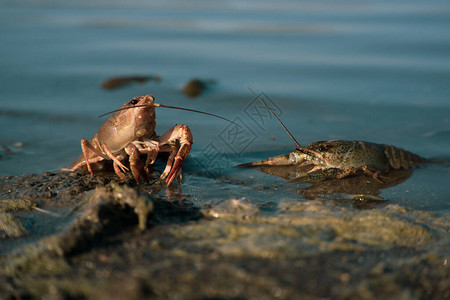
[{"xmin": 1, "ymin": 1, "xmax": 450, "ymax": 211}]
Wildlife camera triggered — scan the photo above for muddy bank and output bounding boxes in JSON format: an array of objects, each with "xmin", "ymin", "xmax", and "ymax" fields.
[{"xmin": 0, "ymin": 172, "xmax": 449, "ymax": 299}]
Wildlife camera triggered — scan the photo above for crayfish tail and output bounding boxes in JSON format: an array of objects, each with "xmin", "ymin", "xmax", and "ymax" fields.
[
  {"xmin": 426, "ymin": 156, "xmax": 450, "ymax": 166},
  {"xmin": 382, "ymin": 144, "xmax": 427, "ymax": 169}
]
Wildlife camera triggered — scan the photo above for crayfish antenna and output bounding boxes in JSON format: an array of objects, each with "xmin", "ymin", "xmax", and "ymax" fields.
[
  {"xmin": 245, "ymin": 85, "xmax": 303, "ymax": 150},
  {"xmin": 153, "ymin": 103, "xmax": 239, "ymax": 127},
  {"xmin": 98, "ymin": 102, "xmax": 239, "ymax": 127}
]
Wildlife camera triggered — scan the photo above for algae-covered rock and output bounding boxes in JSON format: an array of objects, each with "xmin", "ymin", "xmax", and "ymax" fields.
[
  {"xmin": 0, "ymin": 184, "xmax": 156, "ymax": 298},
  {"xmin": 0, "ymin": 199, "xmax": 35, "ymax": 212},
  {"xmin": 0, "ymin": 199, "xmax": 36, "ymax": 239},
  {"xmin": 202, "ymin": 198, "xmax": 259, "ymax": 220},
  {"xmin": 0, "ymin": 172, "xmax": 449, "ymax": 300},
  {"xmin": 167, "ymin": 198, "xmax": 447, "ymax": 260},
  {"xmin": 0, "ymin": 213, "xmax": 27, "ymax": 238},
  {"xmin": 2, "ymin": 184, "xmax": 154, "ymax": 263},
  {"xmin": 77, "ymin": 184, "xmax": 153, "ymax": 232},
  {"xmin": 55, "ymin": 184, "xmax": 154, "ymax": 257}
]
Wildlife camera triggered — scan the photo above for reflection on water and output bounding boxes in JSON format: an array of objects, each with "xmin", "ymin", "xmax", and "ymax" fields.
[{"xmin": 254, "ymin": 164, "xmax": 412, "ymax": 202}]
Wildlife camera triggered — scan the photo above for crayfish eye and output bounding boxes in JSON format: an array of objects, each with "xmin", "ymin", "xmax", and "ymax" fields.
[
  {"xmin": 317, "ymin": 144, "xmax": 329, "ymax": 152},
  {"xmin": 130, "ymin": 99, "xmax": 138, "ymax": 105}
]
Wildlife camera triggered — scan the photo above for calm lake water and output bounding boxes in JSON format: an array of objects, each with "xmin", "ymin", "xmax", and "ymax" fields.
[{"xmin": 1, "ymin": 1, "xmax": 450, "ymax": 211}]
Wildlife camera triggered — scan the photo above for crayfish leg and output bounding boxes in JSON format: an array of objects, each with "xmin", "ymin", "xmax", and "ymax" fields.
[
  {"xmin": 79, "ymin": 138, "xmax": 111, "ymax": 176},
  {"xmin": 362, "ymin": 166, "xmax": 385, "ymax": 184},
  {"xmin": 101, "ymin": 143, "xmax": 129, "ymax": 174},
  {"xmin": 113, "ymin": 161, "xmax": 126, "ymax": 179},
  {"xmin": 335, "ymin": 167, "xmax": 359, "ymax": 179},
  {"xmin": 305, "ymin": 167, "xmax": 340, "ymax": 182}
]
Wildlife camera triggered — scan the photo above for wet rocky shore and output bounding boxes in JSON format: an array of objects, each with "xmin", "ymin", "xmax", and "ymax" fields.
[{"xmin": 0, "ymin": 172, "xmax": 449, "ymax": 299}]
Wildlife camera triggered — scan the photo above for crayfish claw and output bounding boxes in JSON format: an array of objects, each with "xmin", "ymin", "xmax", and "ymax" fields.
[
  {"xmin": 130, "ymin": 160, "xmax": 149, "ymax": 185},
  {"xmin": 166, "ymin": 156, "xmax": 184, "ymax": 186},
  {"xmin": 126, "ymin": 144, "xmax": 149, "ymax": 185},
  {"xmin": 157, "ymin": 124, "xmax": 192, "ymax": 186}
]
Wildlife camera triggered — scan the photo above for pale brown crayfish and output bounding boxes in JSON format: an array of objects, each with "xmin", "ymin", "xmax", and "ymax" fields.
[
  {"xmin": 62, "ymin": 93, "xmax": 232, "ymax": 186},
  {"xmin": 239, "ymin": 87, "xmax": 427, "ymax": 183}
]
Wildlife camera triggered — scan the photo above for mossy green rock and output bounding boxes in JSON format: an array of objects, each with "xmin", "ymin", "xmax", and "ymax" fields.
[
  {"xmin": 0, "ymin": 173, "xmax": 449, "ymax": 299},
  {"xmin": 0, "ymin": 213, "xmax": 27, "ymax": 238}
]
